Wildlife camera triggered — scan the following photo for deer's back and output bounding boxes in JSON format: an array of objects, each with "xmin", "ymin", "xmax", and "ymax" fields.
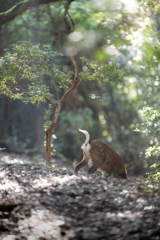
[{"xmin": 90, "ymin": 140, "xmax": 127, "ymax": 179}]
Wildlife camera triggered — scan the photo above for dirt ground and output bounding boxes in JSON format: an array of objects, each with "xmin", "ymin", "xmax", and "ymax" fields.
[{"xmin": 0, "ymin": 152, "xmax": 160, "ymax": 240}]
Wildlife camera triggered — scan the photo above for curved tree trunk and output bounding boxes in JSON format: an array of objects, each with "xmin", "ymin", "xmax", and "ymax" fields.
[
  {"xmin": 45, "ymin": 10, "xmax": 79, "ymax": 165},
  {"xmin": 45, "ymin": 103, "xmax": 61, "ymax": 165}
]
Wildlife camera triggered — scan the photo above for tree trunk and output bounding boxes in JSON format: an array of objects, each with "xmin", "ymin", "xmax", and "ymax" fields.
[
  {"xmin": 45, "ymin": 128, "xmax": 52, "ymax": 165},
  {"xmin": 0, "ymin": 96, "xmax": 8, "ymax": 138},
  {"xmin": 36, "ymin": 102, "xmax": 44, "ymax": 147},
  {"xmin": 45, "ymin": 103, "xmax": 61, "ymax": 165},
  {"xmin": 45, "ymin": 9, "xmax": 79, "ymax": 166},
  {"xmin": 45, "ymin": 66, "xmax": 79, "ymax": 165}
]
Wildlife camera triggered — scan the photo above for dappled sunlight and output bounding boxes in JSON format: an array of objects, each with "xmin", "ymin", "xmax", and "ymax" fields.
[
  {"xmin": 66, "ymin": 28, "xmax": 99, "ymax": 53},
  {"xmin": 0, "ymin": 170, "xmax": 5, "ymax": 178},
  {"xmin": 0, "ymin": 152, "xmax": 30, "ymax": 165},
  {"xmin": 120, "ymin": 0, "xmax": 139, "ymax": 13},
  {"xmin": 68, "ymin": 31, "xmax": 84, "ymax": 42},
  {"xmin": 104, "ymin": 45, "xmax": 119, "ymax": 56},
  {"xmin": 31, "ymin": 174, "xmax": 90, "ymax": 189},
  {"xmin": 0, "ymin": 163, "xmax": 160, "ymax": 239},
  {"xmin": 1, "ymin": 155, "xmax": 25, "ymax": 164},
  {"xmin": 93, "ymin": 0, "xmax": 139, "ymax": 14},
  {"xmin": 0, "ymin": 178, "xmax": 23, "ymax": 193},
  {"xmin": 136, "ymin": 197, "xmax": 148, "ymax": 208},
  {"xmin": 17, "ymin": 209, "xmax": 73, "ymax": 239},
  {"xmin": 65, "ymin": 46, "xmax": 78, "ymax": 56},
  {"xmin": 93, "ymin": 0, "xmax": 118, "ymax": 12},
  {"xmin": 106, "ymin": 210, "xmax": 142, "ymax": 220},
  {"xmin": 132, "ymin": 30, "xmax": 145, "ymax": 48}
]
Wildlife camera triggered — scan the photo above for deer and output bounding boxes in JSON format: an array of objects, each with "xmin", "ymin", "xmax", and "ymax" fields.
[{"xmin": 74, "ymin": 129, "xmax": 127, "ymax": 179}]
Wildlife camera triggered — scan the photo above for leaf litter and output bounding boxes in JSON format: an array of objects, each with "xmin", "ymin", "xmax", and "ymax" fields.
[{"xmin": 0, "ymin": 154, "xmax": 160, "ymax": 240}]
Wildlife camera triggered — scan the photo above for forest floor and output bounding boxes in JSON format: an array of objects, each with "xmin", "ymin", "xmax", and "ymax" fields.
[{"xmin": 0, "ymin": 152, "xmax": 160, "ymax": 240}]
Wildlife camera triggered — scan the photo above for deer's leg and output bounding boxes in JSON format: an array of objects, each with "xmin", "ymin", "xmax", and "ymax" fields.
[
  {"xmin": 88, "ymin": 164, "xmax": 99, "ymax": 174},
  {"xmin": 74, "ymin": 159, "xmax": 88, "ymax": 172}
]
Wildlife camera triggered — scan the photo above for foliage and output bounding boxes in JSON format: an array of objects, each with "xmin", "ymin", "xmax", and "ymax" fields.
[
  {"xmin": 136, "ymin": 107, "xmax": 160, "ymax": 182},
  {"xmin": 147, "ymin": 162, "xmax": 160, "ymax": 183},
  {"xmin": 80, "ymin": 57, "xmax": 124, "ymax": 85},
  {"xmin": 0, "ymin": 41, "xmax": 125, "ymax": 158},
  {"xmin": 0, "ymin": 41, "xmax": 72, "ymax": 156},
  {"xmin": 0, "ymin": 41, "xmax": 71, "ymax": 104}
]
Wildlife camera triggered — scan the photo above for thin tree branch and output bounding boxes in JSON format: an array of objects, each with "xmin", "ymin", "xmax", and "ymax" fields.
[
  {"xmin": 60, "ymin": 7, "xmax": 79, "ymax": 105},
  {"xmin": 63, "ymin": 2, "xmax": 75, "ymax": 32}
]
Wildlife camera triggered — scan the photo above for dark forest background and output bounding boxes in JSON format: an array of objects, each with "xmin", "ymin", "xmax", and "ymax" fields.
[{"xmin": 1, "ymin": 0, "xmax": 160, "ymax": 179}]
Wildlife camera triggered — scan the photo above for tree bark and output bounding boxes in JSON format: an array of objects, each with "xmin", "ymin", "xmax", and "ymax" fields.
[
  {"xmin": 45, "ymin": 103, "xmax": 61, "ymax": 165},
  {"xmin": 0, "ymin": 0, "xmax": 75, "ymax": 25},
  {"xmin": 45, "ymin": 127, "xmax": 52, "ymax": 165}
]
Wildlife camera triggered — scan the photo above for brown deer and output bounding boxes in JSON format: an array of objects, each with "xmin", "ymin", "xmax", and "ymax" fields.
[{"xmin": 74, "ymin": 129, "xmax": 127, "ymax": 179}]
